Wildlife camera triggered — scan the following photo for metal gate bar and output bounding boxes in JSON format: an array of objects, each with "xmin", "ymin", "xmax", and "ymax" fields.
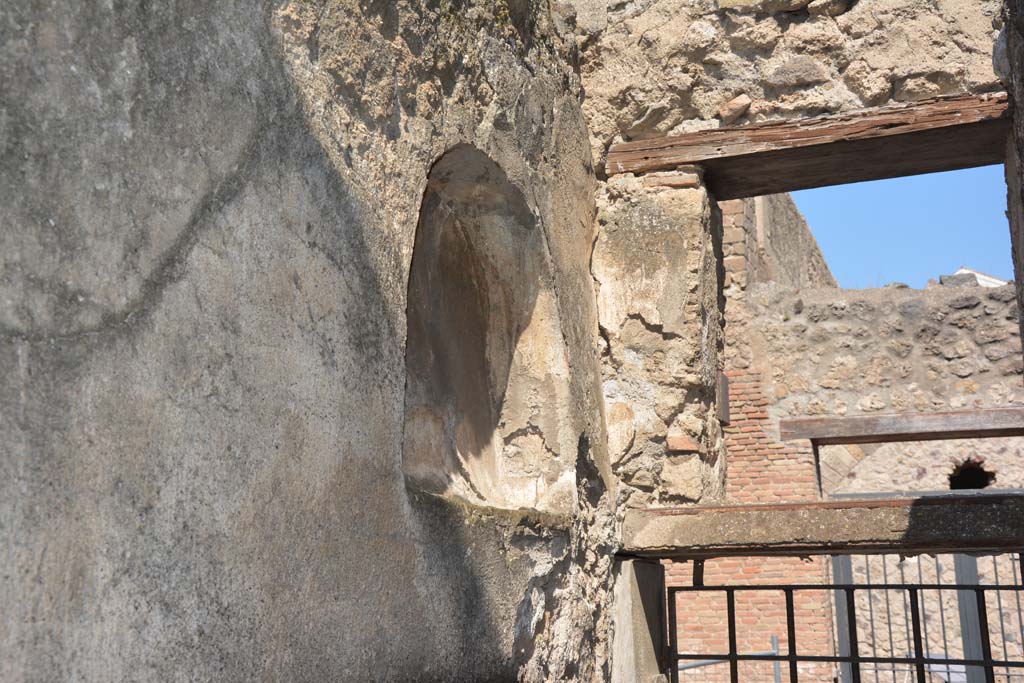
[{"xmin": 667, "ymin": 581, "xmax": 1024, "ymax": 683}]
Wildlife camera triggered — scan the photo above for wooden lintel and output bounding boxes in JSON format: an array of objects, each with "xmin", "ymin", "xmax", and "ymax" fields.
[
  {"xmin": 605, "ymin": 93, "xmax": 1011, "ymax": 199},
  {"xmin": 621, "ymin": 494, "xmax": 1024, "ymax": 558},
  {"xmin": 779, "ymin": 407, "xmax": 1024, "ymax": 445}
]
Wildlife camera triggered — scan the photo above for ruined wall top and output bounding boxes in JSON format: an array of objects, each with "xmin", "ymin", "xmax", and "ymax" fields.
[
  {"xmin": 716, "ymin": 277, "xmax": 1023, "ymax": 499},
  {"xmin": 721, "ymin": 195, "xmax": 837, "ymax": 293}
]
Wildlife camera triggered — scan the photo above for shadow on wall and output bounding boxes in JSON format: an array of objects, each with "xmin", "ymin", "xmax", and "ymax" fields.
[{"xmin": 403, "ymin": 145, "xmax": 575, "ymax": 512}]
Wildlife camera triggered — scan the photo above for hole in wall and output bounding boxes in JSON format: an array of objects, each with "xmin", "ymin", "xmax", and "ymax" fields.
[{"xmin": 948, "ymin": 458, "xmax": 996, "ymax": 490}]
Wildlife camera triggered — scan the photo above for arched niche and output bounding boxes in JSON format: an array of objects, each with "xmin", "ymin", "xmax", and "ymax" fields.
[{"xmin": 403, "ymin": 145, "xmax": 574, "ymax": 512}]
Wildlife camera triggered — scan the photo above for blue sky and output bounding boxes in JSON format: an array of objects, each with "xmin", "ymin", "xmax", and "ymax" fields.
[{"xmin": 790, "ymin": 165, "xmax": 1013, "ymax": 289}]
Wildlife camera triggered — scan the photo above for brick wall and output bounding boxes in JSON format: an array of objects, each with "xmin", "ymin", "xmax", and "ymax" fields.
[
  {"xmin": 665, "ymin": 557, "xmax": 835, "ymax": 683},
  {"xmin": 722, "ymin": 370, "xmax": 818, "ymax": 505},
  {"xmin": 666, "ymin": 197, "xmax": 837, "ymax": 682},
  {"xmin": 665, "ymin": 368, "xmax": 836, "ymax": 683}
]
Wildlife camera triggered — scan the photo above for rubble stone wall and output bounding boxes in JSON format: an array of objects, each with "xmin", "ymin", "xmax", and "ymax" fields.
[
  {"xmin": 592, "ymin": 174, "xmax": 727, "ymax": 508},
  {"xmin": 745, "ymin": 283, "xmax": 1023, "ymax": 418},
  {"xmin": 560, "ymin": 0, "xmax": 1004, "ymax": 161},
  {"xmin": 1005, "ymin": 0, "xmax": 1024, "ymax": 344}
]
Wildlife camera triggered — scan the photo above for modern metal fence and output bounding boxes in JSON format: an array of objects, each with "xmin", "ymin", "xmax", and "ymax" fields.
[{"xmin": 668, "ymin": 552, "xmax": 1024, "ymax": 683}]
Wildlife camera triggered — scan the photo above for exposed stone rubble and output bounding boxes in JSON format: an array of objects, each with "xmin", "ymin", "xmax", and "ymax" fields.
[
  {"xmin": 558, "ymin": 0, "xmax": 1003, "ymax": 160},
  {"xmin": 746, "ymin": 284, "xmax": 1023, "ymax": 419},
  {"xmin": 742, "ymin": 282, "xmax": 1024, "ymax": 492},
  {"xmin": 1005, "ymin": 0, "xmax": 1024, "ymax": 343},
  {"xmin": 591, "ymin": 175, "xmax": 726, "ymax": 507}
]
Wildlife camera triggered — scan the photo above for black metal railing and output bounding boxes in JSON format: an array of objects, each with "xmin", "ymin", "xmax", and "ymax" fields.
[{"xmin": 668, "ymin": 554, "xmax": 1024, "ymax": 683}]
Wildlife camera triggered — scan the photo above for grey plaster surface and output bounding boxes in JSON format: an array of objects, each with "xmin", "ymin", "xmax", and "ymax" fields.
[{"xmin": 0, "ymin": 2, "xmax": 609, "ymax": 680}]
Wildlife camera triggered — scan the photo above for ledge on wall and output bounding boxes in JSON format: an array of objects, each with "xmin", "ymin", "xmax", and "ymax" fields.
[{"xmin": 621, "ymin": 493, "xmax": 1024, "ymax": 559}]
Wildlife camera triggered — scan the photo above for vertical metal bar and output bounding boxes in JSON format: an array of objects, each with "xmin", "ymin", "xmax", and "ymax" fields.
[
  {"xmin": 772, "ymin": 634, "xmax": 782, "ymax": 683},
  {"xmin": 908, "ymin": 588, "xmax": 927, "ymax": 683},
  {"xmin": 975, "ymin": 588, "xmax": 996, "ymax": 683},
  {"xmin": 865, "ymin": 557, "xmax": 880, "ymax": 683},
  {"xmin": 881, "ymin": 557, "xmax": 897, "ymax": 683},
  {"xmin": 834, "ymin": 556, "xmax": 854, "ymax": 683},
  {"xmin": 916, "ymin": 559, "xmax": 931, "ymax": 665},
  {"xmin": 899, "ymin": 559, "xmax": 913, "ymax": 661},
  {"xmin": 812, "ymin": 442, "xmax": 823, "ymax": 497},
  {"xmin": 692, "ymin": 560, "xmax": 705, "ymax": 587},
  {"xmin": 957, "ymin": 554, "xmax": 986, "ymax": 683},
  {"xmin": 994, "ymin": 556, "xmax": 1011, "ymax": 681},
  {"xmin": 936, "ymin": 556, "xmax": 952, "ymax": 683},
  {"xmin": 1011, "ymin": 553, "xmax": 1024, "ymax": 666},
  {"xmin": 668, "ymin": 588, "xmax": 679, "ymax": 683},
  {"xmin": 727, "ymin": 589, "xmax": 739, "ymax": 683},
  {"xmin": 846, "ymin": 588, "xmax": 862, "ymax": 683},
  {"xmin": 786, "ymin": 589, "xmax": 799, "ymax": 683}
]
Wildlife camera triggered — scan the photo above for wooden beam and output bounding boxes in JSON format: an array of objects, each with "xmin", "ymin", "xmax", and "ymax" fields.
[
  {"xmin": 605, "ymin": 92, "xmax": 1011, "ymax": 199},
  {"xmin": 621, "ymin": 494, "xmax": 1024, "ymax": 558},
  {"xmin": 779, "ymin": 407, "xmax": 1024, "ymax": 445}
]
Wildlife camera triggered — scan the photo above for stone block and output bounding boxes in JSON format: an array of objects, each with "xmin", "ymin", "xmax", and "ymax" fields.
[
  {"xmin": 949, "ymin": 294, "xmax": 981, "ymax": 309},
  {"xmin": 643, "ymin": 171, "xmax": 702, "ymax": 189},
  {"xmin": 666, "ymin": 434, "xmax": 700, "ymax": 452},
  {"xmin": 611, "ymin": 560, "xmax": 669, "ymax": 683},
  {"xmin": 625, "ymin": 467, "xmax": 657, "ymax": 491},
  {"xmin": 718, "ymin": 93, "xmax": 752, "ymax": 124},
  {"xmin": 723, "ymin": 255, "xmax": 747, "ymax": 272},
  {"xmin": 940, "ymin": 273, "xmax": 979, "ymax": 287},
  {"xmin": 808, "ymin": 0, "xmax": 850, "ymax": 15},
  {"xmin": 843, "ymin": 60, "xmax": 892, "ymax": 106},
  {"xmin": 989, "ymin": 285, "xmax": 1017, "ymax": 303},
  {"xmin": 607, "ymin": 402, "xmax": 637, "ymax": 464},
  {"xmin": 661, "ymin": 453, "xmax": 703, "ymax": 500},
  {"xmin": 976, "ymin": 325, "xmax": 1011, "ymax": 345},
  {"xmin": 765, "ymin": 57, "xmax": 829, "ymax": 88},
  {"xmin": 719, "ymin": 0, "xmax": 811, "ymax": 12},
  {"xmin": 723, "ymin": 227, "xmax": 745, "ymax": 243},
  {"xmin": 720, "ymin": 200, "xmax": 746, "ymax": 216}
]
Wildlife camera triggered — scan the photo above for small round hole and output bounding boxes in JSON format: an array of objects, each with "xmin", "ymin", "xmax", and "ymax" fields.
[{"xmin": 948, "ymin": 459, "xmax": 996, "ymax": 490}]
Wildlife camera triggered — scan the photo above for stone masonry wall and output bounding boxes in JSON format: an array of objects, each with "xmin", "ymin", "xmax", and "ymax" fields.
[
  {"xmin": 745, "ymin": 282, "xmax": 1023, "ymax": 447},
  {"xmin": 1005, "ymin": 0, "xmax": 1024, "ymax": 345},
  {"xmin": 559, "ymin": 0, "xmax": 1003, "ymax": 162},
  {"xmin": 592, "ymin": 173, "xmax": 727, "ymax": 508}
]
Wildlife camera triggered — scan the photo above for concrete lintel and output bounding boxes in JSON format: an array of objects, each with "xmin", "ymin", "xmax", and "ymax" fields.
[{"xmin": 621, "ymin": 494, "xmax": 1024, "ymax": 559}]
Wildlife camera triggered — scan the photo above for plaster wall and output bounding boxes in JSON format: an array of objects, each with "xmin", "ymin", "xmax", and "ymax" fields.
[{"xmin": 0, "ymin": 2, "xmax": 616, "ymax": 680}]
